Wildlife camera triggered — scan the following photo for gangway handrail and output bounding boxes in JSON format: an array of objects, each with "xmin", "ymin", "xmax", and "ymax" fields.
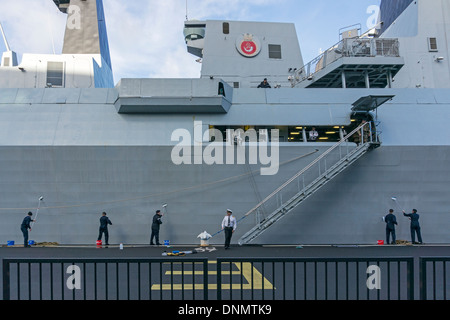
[{"xmin": 243, "ymin": 121, "xmax": 374, "ymax": 218}]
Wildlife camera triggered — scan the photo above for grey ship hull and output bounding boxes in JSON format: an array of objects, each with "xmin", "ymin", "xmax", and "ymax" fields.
[
  {"xmin": 1, "ymin": 122, "xmax": 449, "ymax": 245},
  {"xmin": 1, "ymin": 84, "xmax": 450, "ymax": 245}
]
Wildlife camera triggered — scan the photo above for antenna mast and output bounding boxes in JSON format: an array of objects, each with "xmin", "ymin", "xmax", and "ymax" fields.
[
  {"xmin": 0, "ymin": 21, "xmax": 11, "ymax": 52},
  {"xmin": 185, "ymin": 0, "xmax": 189, "ymax": 21}
]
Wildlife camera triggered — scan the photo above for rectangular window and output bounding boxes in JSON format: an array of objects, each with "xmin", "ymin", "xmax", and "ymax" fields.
[
  {"xmin": 46, "ymin": 61, "xmax": 64, "ymax": 87},
  {"xmin": 3, "ymin": 57, "xmax": 10, "ymax": 67},
  {"xmin": 428, "ymin": 37, "xmax": 438, "ymax": 52},
  {"xmin": 268, "ymin": 44, "xmax": 282, "ymax": 59},
  {"xmin": 223, "ymin": 22, "xmax": 230, "ymax": 34}
]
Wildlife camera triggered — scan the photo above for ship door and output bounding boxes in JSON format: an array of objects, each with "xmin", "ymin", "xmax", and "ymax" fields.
[
  {"xmin": 351, "ymin": 95, "xmax": 395, "ymax": 144},
  {"xmin": 218, "ymin": 82, "xmax": 225, "ymax": 97}
]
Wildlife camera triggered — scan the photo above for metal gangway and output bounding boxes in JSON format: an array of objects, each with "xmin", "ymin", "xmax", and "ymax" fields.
[{"xmin": 239, "ymin": 121, "xmax": 380, "ymax": 245}]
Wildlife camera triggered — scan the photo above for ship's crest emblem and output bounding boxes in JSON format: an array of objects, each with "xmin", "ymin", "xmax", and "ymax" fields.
[{"xmin": 236, "ymin": 33, "xmax": 261, "ymax": 58}]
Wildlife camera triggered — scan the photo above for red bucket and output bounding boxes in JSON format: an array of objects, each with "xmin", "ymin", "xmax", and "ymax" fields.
[
  {"xmin": 377, "ymin": 240, "xmax": 384, "ymax": 245},
  {"xmin": 96, "ymin": 240, "xmax": 102, "ymax": 246}
]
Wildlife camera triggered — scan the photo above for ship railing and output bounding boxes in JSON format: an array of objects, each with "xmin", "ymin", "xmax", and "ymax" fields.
[
  {"xmin": 290, "ymin": 38, "xmax": 400, "ymax": 87},
  {"xmin": 242, "ymin": 121, "xmax": 379, "ymax": 233}
]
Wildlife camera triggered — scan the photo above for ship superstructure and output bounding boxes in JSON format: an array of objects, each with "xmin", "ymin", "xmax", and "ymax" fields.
[{"xmin": 0, "ymin": 0, "xmax": 113, "ymax": 89}]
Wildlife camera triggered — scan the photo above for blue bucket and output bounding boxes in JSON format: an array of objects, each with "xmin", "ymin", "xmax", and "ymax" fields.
[
  {"xmin": 164, "ymin": 240, "xmax": 170, "ymax": 246},
  {"xmin": 28, "ymin": 240, "xmax": 35, "ymax": 245},
  {"xmin": 7, "ymin": 240, "xmax": 14, "ymax": 246}
]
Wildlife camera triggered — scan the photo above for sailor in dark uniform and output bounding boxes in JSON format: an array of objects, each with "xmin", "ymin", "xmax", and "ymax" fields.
[
  {"xmin": 150, "ymin": 210, "xmax": 163, "ymax": 245},
  {"xmin": 384, "ymin": 209, "xmax": 398, "ymax": 244},
  {"xmin": 21, "ymin": 212, "xmax": 35, "ymax": 247},
  {"xmin": 97, "ymin": 212, "xmax": 112, "ymax": 245},
  {"xmin": 257, "ymin": 78, "xmax": 271, "ymax": 88},
  {"xmin": 403, "ymin": 209, "xmax": 423, "ymax": 244}
]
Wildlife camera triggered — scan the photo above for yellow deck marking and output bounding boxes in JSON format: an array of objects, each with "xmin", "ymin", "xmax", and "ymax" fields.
[
  {"xmin": 167, "ymin": 271, "xmax": 241, "ymax": 275},
  {"xmin": 151, "ymin": 261, "xmax": 274, "ymax": 290}
]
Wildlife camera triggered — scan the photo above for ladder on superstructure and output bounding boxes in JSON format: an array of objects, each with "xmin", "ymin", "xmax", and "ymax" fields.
[{"xmin": 238, "ymin": 121, "xmax": 380, "ymax": 245}]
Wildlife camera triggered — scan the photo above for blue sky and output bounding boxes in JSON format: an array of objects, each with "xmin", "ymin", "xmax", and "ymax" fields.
[{"xmin": 0, "ymin": 0, "xmax": 381, "ymax": 84}]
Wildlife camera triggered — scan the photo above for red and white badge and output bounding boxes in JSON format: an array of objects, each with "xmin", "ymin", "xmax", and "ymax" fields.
[{"xmin": 236, "ymin": 33, "xmax": 261, "ymax": 58}]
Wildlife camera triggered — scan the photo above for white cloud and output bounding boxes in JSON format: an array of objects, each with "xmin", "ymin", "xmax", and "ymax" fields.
[
  {"xmin": 0, "ymin": 0, "xmax": 65, "ymax": 55},
  {"xmin": 104, "ymin": 1, "xmax": 201, "ymax": 80}
]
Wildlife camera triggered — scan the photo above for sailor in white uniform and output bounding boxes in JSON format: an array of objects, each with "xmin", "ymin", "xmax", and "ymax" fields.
[
  {"xmin": 309, "ymin": 127, "xmax": 319, "ymax": 141},
  {"xmin": 221, "ymin": 209, "xmax": 237, "ymax": 249}
]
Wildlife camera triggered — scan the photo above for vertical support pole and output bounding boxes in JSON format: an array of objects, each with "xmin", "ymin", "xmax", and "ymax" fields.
[
  {"xmin": 387, "ymin": 70, "xmax": 393, "ymax": 88},
  {"xmin": 419, "ymin": 258, "xmax": 426, "ymax": 300},
  {"xmin": 217, "ymin": 260, "xmax": 222, "ymax": 301},
  {"xmin": 203, "ymin": 260, "xmax": 209, "ymax": 300},
  {"xmin": 341, "ymin": 70, "xmax": 347, "ymax": 88},
  {"xmin": 2, "ymin": 260, "xmax": 10, "ymax": 301},
  {"xmin": 408, "ymin": 258, "xmax": 415, "ymax": 301}
]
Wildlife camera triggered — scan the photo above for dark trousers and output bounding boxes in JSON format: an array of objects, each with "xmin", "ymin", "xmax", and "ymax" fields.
[
  {"xmin": 386, "ymin": 228, "xmax": 396, "ymax": 244},
  {"xmin": 21, "ymin": 227, "xmax": 29, "ymax": 247},
  {"xmin": 150, "ymin": 228, "xmax": 160, "ymax": 245},
  {"xmin": 224, "ymin": 227, "xmax": 233, "ymax": 248},
  {"xmin": 411, "ymin": 226, "xmax": 423, "ymax": 243},
  {"xmin": 98, "ymin": 227, "xmax": 109, "ymax": 244}
]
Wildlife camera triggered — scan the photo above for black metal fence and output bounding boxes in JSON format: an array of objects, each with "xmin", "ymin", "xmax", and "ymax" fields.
[
  {"xmin": 2, "ymin": 258, "xmax": 209, "ymax": 301},
  {"xmin": 420, "ymin": 257, "xmax": 450, "ymax": 300},
  {"xmin": 2, "ymin": 256, "xmax": 449, "ymax": 300},
  {"xmin": 216, "ymin": 257, "xmax": 414, "ymax": 300}
]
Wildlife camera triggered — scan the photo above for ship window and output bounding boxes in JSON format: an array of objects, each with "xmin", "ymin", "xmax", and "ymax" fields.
[
  {"xmin": 223, "ymin": 22, "xmax": 230, "ymax": 34},
  {"xmin": 218, "ymin": 82, "xmax": 225, "ymax": 96},
  {"xmin": 428, "ymin": 37, "xmax": 438, "ymax": 52},
  {"xmin": 46, "ymin": 61, "xmax": 64, "ymax": 87},
  {"xmin": 268, "ymin": 44, "xmax": 282, "ymax": 59},
  {"xmin": 3, "ymin": 57, "xmax": 10, "ymax": 67},
  {"xmin": 233, "ymin": 82, "xmax": 240, "ymax": 88}
]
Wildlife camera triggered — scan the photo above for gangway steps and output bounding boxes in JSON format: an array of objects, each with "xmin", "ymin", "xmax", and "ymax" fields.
[{"xmin": 239, "ymin": 141, "xmax": 378, "ymax": 245}]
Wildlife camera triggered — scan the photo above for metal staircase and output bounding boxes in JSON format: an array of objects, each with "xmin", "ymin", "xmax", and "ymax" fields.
[{"xmin": 239, "ymin": 121, "xmax": 380, "ymax": 245}]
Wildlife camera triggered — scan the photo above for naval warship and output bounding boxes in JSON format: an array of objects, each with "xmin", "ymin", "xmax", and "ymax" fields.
[{"xmin": 0, "ymin": 0, "xmax": 449, "ymax": 246}]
